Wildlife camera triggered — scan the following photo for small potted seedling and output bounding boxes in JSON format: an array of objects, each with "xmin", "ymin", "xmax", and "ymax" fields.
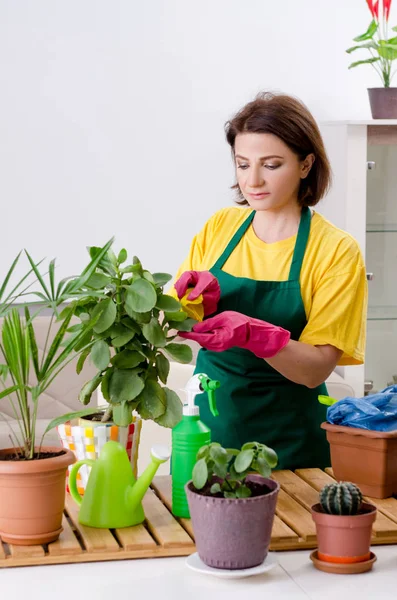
[
  {"xmin": 185, "ymin": 441, "xmax": 280, "ymax": 570},
  {"xmin": 311, "ymin": 481, "xmax": 377, "ymax": 574}
]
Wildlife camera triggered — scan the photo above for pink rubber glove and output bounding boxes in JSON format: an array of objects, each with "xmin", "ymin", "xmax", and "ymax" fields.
[
  {"xmin": 179, "ymin": 310, "xmax": 290, "ymax": 358},
  {"xmin": 174, "ymin": 271, "xmax": 220, "ymax": 317}
]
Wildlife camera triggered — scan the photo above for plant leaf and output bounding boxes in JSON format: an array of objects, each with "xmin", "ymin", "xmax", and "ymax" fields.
[
  {"xmin": 44, "ymin": 408, "xmax": 102, "ymax": 435},
  {"xmin": 346, "ymin": 41, "xmax": 378, "ymax": 53},
  {"xmin": 164, "ymin": 310, "xmax": 188, "ymax": 323},
  {"xmin": 256, "ymin": 457, "xmax": 272, "ymax": 478},
  {"xmin": 125, "ymin": 279, "xmax": 157, "ymax": 313},
  {"xmin": 136, "ymin": 379, "xmax": 166, "ymax": 420},
  {"xmin": 154, "ymin": 387, "xmax": 182, "ymax": 428},
  {"xmin": 76, "ymin": 347, "xmax": 91, "ymax": 375},
  {"xmin": 111, "ymin": 350, "xmax": 143, "ymax": 369},
  {"xmin": 101, "ymin": 368, "xmax": 113, "ymax": 401},
  {"xmin": 210, "ymin": 482, "xmax": 222, "ymax": 494},
  {"xmin": 169, "ymin": 318, "xmax": 196, "ymax": 332},
  {"xmin": 111, "ymin": 328, "xmax": 135, "ymax": 348},
  {"xmin": 348, "ymin": 57, "xmax": 380, "ymax": 69},
  {"xmin": 24, "ymin": 306, "xmax": 40, "ymax": 379},
  {"xmin": 109, "ymin": 369, "xmax": 144, "ymax": 403},
  {"xmin": 234, "ymin": 449, "xmax": 254, "ymax": 473},
  {"xmin": 236, "ymin": 485, "xmax": 252, "ymax": 498},
  {"xmin": 118, "ymin": 248, "xmax": 127, "ymax": 264},
  {"xmin": 163, "ymin": 343, "xmax": 192, "ymax": 364},
  {"xmin": 192, "ymin": 458, "xmax": 208, "ymax": 489},
  {"xmin": 85, "ymin": 273, "xmax": 112, "ymax": 289},
  {"xmin": 353, "ymin": 19, "xmax": 378, "ymax": 42},
  {"xmin": 155, "ymin": 295, "xmax": 181, "ymax": 311},
  {"xmin": 142, "ymin": 318, "xmax": 166, "ymax": 347},
  {"xmin": 152, "ymin": 273, "xmax": 172, "ymax": 287},
  {"xmin": 92, "ymin": 298, "xmax": 117, "ymax": 334},
  {"xmin": 90, "ymin": 340, "xmax": 111, "ymax": 371},
  {"xmin": 261, "ymin": 445, "xmax": 278, "ymax": 468},
  {"xmin": 79, "ymin": 373, "xmax": 102, "ymax": 405},
  {"xmin": 155, "ymin": 353, "xmax": 170, "ymax": 384}
]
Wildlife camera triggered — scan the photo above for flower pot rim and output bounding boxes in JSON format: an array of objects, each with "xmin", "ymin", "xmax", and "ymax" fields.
[
  {"xmin": 367, "ymin": 86, "xmax": 397, "ymax": 90},
  {"xmin": 311, "ymin": 501, "xmax": 377, "ymax": 518},
  {"xmin": 186, "ymin": 475, "xmax": 280, "ymax": 502},
  {"xmin": 0, "ymin": 446, "xmax": 75, "ymax": 474},
  {"xmin": 321, "ymin": 421, "xmax": 397, "ymax": 439}
]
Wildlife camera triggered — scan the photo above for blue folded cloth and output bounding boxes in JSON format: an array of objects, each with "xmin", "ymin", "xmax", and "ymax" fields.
[{"xmin": 326, "ymin": 385, "xmax": 397, "ymax": 431}]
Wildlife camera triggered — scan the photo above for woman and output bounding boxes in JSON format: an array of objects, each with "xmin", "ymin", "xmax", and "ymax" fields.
[{"xmin": 172, "ymin": 92, "xmax": 367, "ymax": 470}]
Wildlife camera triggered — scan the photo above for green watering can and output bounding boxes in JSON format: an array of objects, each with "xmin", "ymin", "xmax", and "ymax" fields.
[{"xmin": 69, "ymin": 441, "xmax": 170, "ymax": 528}]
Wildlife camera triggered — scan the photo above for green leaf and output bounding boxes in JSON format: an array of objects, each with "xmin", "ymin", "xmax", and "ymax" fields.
[
  {"xmin": 124, "ymin": 303, "xmax": 152, "ymax": 323},
  {"xmin": 44, "ymin": 407, "xmax": 103, "ymax": 435},
  {"xmin": 353, "ymin": 19, "xmax": 377, "ymax": 42},
  {"xmin": 209, "ymin": 445, "xmax": 228, "ymax": 464},
  {"xmin": 154, "ymin": 387, "xmax": 182, "ymax": 428},
  {"xmin": 236, "ymin": 485, "xmax": 252, "ymax": 498},
  {"xmin": 111, "ymin": 328, "xmax": 136, "ymax": 348},
  {"xmin": 241, "ymin": 442, "xmax": 257, "ymax": 451},
  {"xmin": 120, "ymin": 317, "xmax": 141, "ymax": 334},
  {"xmin": 169, "ymin": 318, "xmax": 196, "ymax": 332},
  {"xmin": 163, "ymin": 343, "xmax": 192, "ymax": 364},
  {"xmin": 210, "ymin": 482, "xmax": 222, "ymax": 494},
  {"xmin": 378, "ymin": 38, "xmax": 397, "ymax": 60},
  {"xmin": 255, "ymin": 457, "xmax": 272, "ymax": 478},
  {"xmin": 118, "ymin": 248, "xmax": 127, "ymax": 264},
  {"xmin": 111, "ymin": 350, "xmax": 143, "ymax": 369},
  {"xmin": 76, "ymin": 347, "xmax": 91, "ymax": 375},
  {"xmin": 197, "ymin": 445, "xmax": 210, "ymax": 460},
  {"xmin": 125, "ymin": 279, "xmax": 157, "ymax": 313},
  {"xmin": 0, "ymin": 251, "xmax": 21, "ymax": 302},
  {"xmin": 346, "ymin": 41, "xmax": 378, "ymax": 53},
  {"xmin": 79, "ymin": 373, "xmax": 102, "ymax": 405},
  {"xmin": 348, "ymin": 57, "xmax": 380, "ymax": 69},
  {"xmin": 92, "ymin": 298, "xmax": 117, "ymax": 334},
  {"xmin": 24, "ymin": 306, "xmax": 40, "ymax": 379},
  {"xmin": 0, "ymin": 385, "xmax": 20, "ymax": 400},
  {"xmin": 224, "ymin": 491, "xmax": 237, "ymax": 499},
  {"xmin": 234, "ymin": 449, "xmax": 254, "ymax": 473},
  {"xmin": 109, "ymin": 369, "xmax": 144, "ymax": 403},
  {"xmin": 155, "ymin": 295, "xmax": 181, "ymax": 311},
  {"xmin": 74, "ymin": 329, "xmax": 94, "ymax": 352},
  {"xmin": 155, "ymin": 353, "xmax": 170, "ymax": 384},
  {"xmin": 85, "ymin": 273, "xmax": 112, "ymax": 289},
  {"xmin": 101, "ymin": 368, "xmax": 113, "ymax": 401},
  {"xmin": 90, "ymin": 340, "xmax": 111, "ymax": 371},
  {"xmin": 142, "ymin": 318, "xmax": 166, "ymax": 347},
  {"xmin": 261, "ymin": 446, "xmax": 278, "ymax": 468},
  {"xmin": 212, "ymin": 462, "xmax": 228, "ymax": 478},
  {"xmin": 164, "ymin": 310, "xmax": 187, "ymax": 322},
  {"xmin": 136, "ymin": 379, "xmax": 166, "ymax": 420},
  {"xmin": 152, "ymin": 273, "xmax": 172, "ymax": 287},
  {"xmin": 143, "ymin": 271, "xmax": 155, "ymax": 284},
  {"xmin": 40, "ymin": 307, "xmax": 74, "ymax": 374},
  {"xmin": 192, "ymin": 458, "xmax": 208, "ymax": 489}
]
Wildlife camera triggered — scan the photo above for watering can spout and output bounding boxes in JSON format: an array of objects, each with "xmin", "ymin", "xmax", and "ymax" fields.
[{"xmin": 127, "ymin": 445, "xmax": 171, "ymax": 510}]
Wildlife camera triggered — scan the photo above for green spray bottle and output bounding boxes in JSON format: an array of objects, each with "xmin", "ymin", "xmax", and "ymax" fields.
[{"xmin": 171, "ymin": 372, "xmax": 220, "ymax": 518}]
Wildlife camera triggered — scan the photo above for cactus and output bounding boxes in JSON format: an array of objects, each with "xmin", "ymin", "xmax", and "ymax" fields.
[{"xmin": 319, "ymin": 482, "xmax": 363, "ymax": 516}]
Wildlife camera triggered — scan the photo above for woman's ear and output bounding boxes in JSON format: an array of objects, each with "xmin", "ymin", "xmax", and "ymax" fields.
[{"xmin": 300, "ymin": 153, "xmax": 315, "ymax": 179}]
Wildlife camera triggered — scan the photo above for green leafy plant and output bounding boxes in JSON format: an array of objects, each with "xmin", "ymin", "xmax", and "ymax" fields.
[
  {"xmin": 67, "ymin": 245, "xmax": 196, "ymax": 429},
  {"xmin": 346, "ymin": 0, "xmax": 397, "ymax": 87},
  {"xmin": 192, "ymin": 441, "xmax": 278, "ymax": 499},
  {"xmin": 0, "ymin": 241, "xmax": 115, "ymax": 459}
]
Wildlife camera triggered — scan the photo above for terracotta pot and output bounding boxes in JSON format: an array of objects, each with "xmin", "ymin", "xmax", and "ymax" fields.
[
  {"xmin": 186, "ymin": 475, "xmax": 279, "ymax": 570},
  {"xmin": 312, "ymin": 502, "xmax": 376, "ymax": 564},
  {"xmin": 0, "ymin": 446, "xmax": 75, "ymax": 546},
  {"xmin": 368, "ymin": 87, "xmax": 397, "ymax": 119},
  {"xmin": 321, "ymin": 421, "xmax": 397, "ymax": 498}
]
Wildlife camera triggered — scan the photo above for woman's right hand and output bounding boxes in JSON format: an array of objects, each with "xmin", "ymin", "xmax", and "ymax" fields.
[{"xmin": 174, "ymin": 271, "xmax": 220, "ymax": 316}]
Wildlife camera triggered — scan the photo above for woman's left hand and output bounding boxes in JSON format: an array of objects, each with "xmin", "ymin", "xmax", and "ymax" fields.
[{"xmin": 179, "ymin": 310, "xmax": 290, "ymax": 358}]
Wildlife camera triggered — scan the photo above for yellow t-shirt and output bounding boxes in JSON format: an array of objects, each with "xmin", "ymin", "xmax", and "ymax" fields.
[{"xmin": 172, "ymin": 206, "xmax": 367, "ymax": 366}]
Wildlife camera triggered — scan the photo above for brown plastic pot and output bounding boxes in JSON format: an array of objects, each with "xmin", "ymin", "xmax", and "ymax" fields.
[
  {"xmin": 368, "ymin": 87, "xmax": 397, "ymax": 119},
  {"xmin": 311, "ymin": 502, "xmax": 376, "ymax": 564},
  {"xmin": 321, "ymin": 422, "xmax": 397, "ymax": 498},
  {"xmin": 186, "ymin": 475, "xmax": 280, "ymax": 570},
  {"xmin": 0, "ymin": 446, "xmax": 75, "ymax": 545}
]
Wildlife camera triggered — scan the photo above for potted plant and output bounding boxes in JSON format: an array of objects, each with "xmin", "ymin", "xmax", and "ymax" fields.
[
  {"xmin": 346, "ymin": 0, "xmax": 397, "ymax": 118},
  {"xmin": 311, "ymin": 481, "xmax": 377, "ymax": 574},
  {"xmin": 0, "ymin": 241, "xmax": 114, "ymax": 545},
  {"xmin": 185, "ymin": 441, "xmax": 280, "ymax": 570},
  {"xmin": 56, "ymin": 244, "xmax": 196, "ymax": 490}
]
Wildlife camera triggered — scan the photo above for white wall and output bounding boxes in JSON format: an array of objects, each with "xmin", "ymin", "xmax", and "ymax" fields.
[{"xmin": 0, "ymin": 0, "xmax": 383, "ymax": 282}]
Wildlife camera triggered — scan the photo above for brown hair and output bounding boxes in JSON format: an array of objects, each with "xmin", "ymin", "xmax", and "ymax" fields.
[{"xmin": 224, "ymin": 92, "xmax": 332, "ymax": 207}]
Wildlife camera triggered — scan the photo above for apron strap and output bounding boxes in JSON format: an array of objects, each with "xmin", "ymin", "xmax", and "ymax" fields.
[
  {"xmin": 213, "ymin": 210, "xmax": 255, "ymax": 269},
  {"xmin": 288, "ymin": 206, "xmax": 311, "ymax": 281}
]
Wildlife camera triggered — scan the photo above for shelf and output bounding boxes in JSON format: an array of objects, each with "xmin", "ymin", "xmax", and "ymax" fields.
[
  {"xmin": 367, "ymin": 224, "xmax": 397, "ymax": 232},
  {"xmin": 368, "ymin": 306, "xmax": 397, "ymax": 321}
]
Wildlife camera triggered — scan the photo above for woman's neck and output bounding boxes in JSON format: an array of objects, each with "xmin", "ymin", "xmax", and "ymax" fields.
[{"xmin": 252, "ymin": 203, "xmax": 303, "ymax": 244}]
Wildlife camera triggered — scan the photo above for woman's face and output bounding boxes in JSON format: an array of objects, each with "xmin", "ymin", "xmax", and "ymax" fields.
[{"xmin": 234, "ymin": 133, "xmax": 314, "ymax": 211}]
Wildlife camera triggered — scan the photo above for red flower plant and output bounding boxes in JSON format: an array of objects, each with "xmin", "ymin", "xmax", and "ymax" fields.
[{"xmin": 347, "ymin": 0, "xmax": 397, "ymax": 86}]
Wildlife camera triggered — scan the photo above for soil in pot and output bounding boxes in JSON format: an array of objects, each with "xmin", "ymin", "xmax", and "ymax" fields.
[
  {"xmin": 195, "ymin": 479, "xmax": 272, "ymax": 498},
  {"xmin": 0, "ymin": 449, "xmax": 65, "ymax": 461}
]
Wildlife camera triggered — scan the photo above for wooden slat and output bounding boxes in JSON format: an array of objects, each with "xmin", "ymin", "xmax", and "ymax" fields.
[
  {"xmin": 115, "ymin": 524, "xmax": 157, "ymax": 551},
  {"xmin": 275, "ymin": 488, "xmax": 317, "ymax": 542},
  {"xmin": 151, "ymin": 476, "xmax": 194, "ymax": 538},
  {"xmin": 142, "ymin": 488, "xmax": 194, "ymax": 549},
  {"xmin": 65, "ymin": 495, "xmax": 120, "ymax": 553},
  {"xmin": 48, "ymin": 514, "xmax": 82, "ymax": 556},
  {"xmin": 273, "ymin": 470, "xmax": 319, "ymax": 511},
  {"xmin": 296, "ymin": 468, "xmax": 397, "ymax": 540},
  {"xmin": 270, "ymin": 514, "xmax": 299, "ymax": 546},
  {"xmin": 8, "ymin": 543, "xmax": 45, "ymax": 558}
]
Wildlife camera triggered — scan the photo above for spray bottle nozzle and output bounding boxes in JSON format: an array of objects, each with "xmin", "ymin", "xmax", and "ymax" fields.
[
  {"xmin": 198, "ymin": 374, "xmax": 220, "ymax": 417},
  {"xmin": 183, "ymin": 373, "xmax": 220, "ymax": 417}
]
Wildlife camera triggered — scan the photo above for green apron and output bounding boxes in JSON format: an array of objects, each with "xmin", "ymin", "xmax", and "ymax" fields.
[{"xmin": 194, "ymin": 206, "xmax": 330, "ymax": 470}]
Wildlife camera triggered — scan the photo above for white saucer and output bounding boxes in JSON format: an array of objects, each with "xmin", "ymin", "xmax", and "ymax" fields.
[{"xmin": 185, "ymin": 552, "xmax": 278, "ymax": 579}]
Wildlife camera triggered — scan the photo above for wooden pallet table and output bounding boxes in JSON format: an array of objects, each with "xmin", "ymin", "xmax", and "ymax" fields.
[{"xmin": 1, "ymin": 469, "xmax": 397, "ymax": 568}]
